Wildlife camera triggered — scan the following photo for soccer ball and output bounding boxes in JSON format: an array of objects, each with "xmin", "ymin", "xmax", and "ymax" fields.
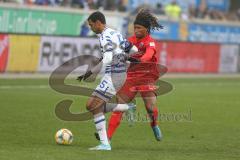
[{"xmin": 55, "ymin": 128, "xmax": 73, "ymax": 145}]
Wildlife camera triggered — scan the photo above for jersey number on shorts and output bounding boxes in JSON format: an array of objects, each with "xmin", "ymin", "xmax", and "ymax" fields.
[{"xmin": 100, "ymin": 80, "xmax": 109, "ymax": 94}]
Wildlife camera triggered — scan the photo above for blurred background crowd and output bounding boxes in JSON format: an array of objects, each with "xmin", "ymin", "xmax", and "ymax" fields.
[
  {"xmin": 1, "ymin": 0, "xmax": 240, "ymax": 21},
  {"xmin": 0, "ymin": 0, "xmax": 240, "ymax": 74}
]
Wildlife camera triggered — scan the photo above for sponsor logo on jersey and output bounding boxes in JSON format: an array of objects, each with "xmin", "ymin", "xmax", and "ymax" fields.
[
  {"xmin": 150, "ymin": 42, "xmax": 155, "ymax": 47},
  {"xmin": 139, "ymin": 42, "xmax": 144, "ymax": 48}
]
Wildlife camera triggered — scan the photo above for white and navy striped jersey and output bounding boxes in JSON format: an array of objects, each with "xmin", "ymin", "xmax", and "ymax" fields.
[{"xmin": 97, "ymin": 27, "xmax": 127, "ymax": 74}]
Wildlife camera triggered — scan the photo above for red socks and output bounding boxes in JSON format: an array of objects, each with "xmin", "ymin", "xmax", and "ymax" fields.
[
  {"xmin": 107, "ymin": 111, "xmax": 123, "ymax": 140},
  {"xmin": 107, "ymin": 106, "xmax": 159, "ymax": 140},
  {"xmin": 147, "ymin": 106, "xmax": 159, "ymax": 127}
]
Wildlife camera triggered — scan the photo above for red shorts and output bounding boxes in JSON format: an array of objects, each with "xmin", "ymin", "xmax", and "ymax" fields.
[
  {"xmin": 117, "ymin": 72, "xmax": 159, "ymax": 100},
  {"xmin": 117, "ymin": 62, "xmax": 161, "ymax": 100}
]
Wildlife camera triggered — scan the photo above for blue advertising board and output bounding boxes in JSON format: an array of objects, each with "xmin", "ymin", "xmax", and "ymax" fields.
[
  {"xmin": 188, "ymin": 23, "xmax": 240, "ymax": 44},
  {"xmin": 151, "ymin": 20, "xmax": 180, "ymax": 40},
  {"xmin": 195, "ymin": 0, "xmax": 230, "ymax": 12}
]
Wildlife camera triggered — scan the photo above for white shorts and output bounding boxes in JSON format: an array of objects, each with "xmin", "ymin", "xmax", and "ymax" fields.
[{"xmin": 92, "ymin": 72, "xmax": 126, "ymax": 102}]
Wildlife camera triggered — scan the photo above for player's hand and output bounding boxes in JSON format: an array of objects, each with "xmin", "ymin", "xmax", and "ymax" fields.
[
  {"xmin": 120, "ymin": 40, "xmax": 133, "ymax": 53},
  {"xmin": 120, "ymin": 40, "xmax": 138, "ymax": 55},
  {"xmin": 77, "ymin": 70, "xmax": 93, "ymax": 82},
  {"xmin": 76, "ymin": 75, "xmax": 84, "ymax": 82}
]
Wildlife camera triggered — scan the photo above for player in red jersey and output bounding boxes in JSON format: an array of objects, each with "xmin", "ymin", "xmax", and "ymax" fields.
[{"xmin": 105, "ymin": 10, "xmax": 164, "ymax": 141}]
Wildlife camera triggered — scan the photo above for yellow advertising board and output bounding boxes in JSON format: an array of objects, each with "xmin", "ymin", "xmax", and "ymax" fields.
[{"xmin": 7, "ymin": 35, "xmax": 40, "ymax": 72}]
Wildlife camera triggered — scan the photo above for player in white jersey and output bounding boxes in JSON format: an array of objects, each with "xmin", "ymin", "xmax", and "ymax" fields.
[
  {"xmin": 77, "ymin": 11, "xmax": 137, "ymax": 151},
  {"xmin": 92, "ymin": 27, "xmax": 127, "ymax": 101}
]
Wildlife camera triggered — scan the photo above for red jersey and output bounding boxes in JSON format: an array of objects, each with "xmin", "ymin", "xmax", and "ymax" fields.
[
  {"xmin": 127, "ymin": 34, "xmax": 160, "ymax": 79},
  {"xmin": 128, "ymin": 34, "xmax": 159, "ymax": 62}
]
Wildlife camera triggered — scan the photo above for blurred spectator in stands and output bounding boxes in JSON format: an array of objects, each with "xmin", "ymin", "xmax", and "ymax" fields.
[
  {"xmin": 188, "ymin": 0, "xmax": 227, "ymax": 21},
  {"xmin": 117, "ymin": 0, "xmax": 127, "ymax": 12},
  {"xmin": 60, "ymin": 0, "xmax": 71, "ymax": 6},
  {"xmin": 188, "ymin": 0, "xmax": 209, "ymax": 20},
  {"xmin": 121, "ymin": 16, "xmax": 129, "ymax": 36},
  {"xmin": 236, "ymin": 8, "xmax": 240, "ymax": 21},
  {"xmin": 188, "ymin": 4, "xmax": 197, "ymax": 19},
  {"xmin": 35, "ymin": 0, "xmax": 49, "ymax": 5},
  {"xmin": 80, "ymin": 21, "xmax": 90, "ymax": 37},
  {"xmin": 95, "ymin": 0, "xmax": 104, "ymax": 10},
  {"xmin": 104, "ymin": 0, "xmax": 115, "ymax": 11},
  {"xmin": 196, "ymin": 0, "xmax": 208, "ymax": 19},
  {"xmin": 131, "ymin": 4, "xmax": 153, "ymax": 15},
  {"xmin": 165, "ymin": 1, "xmax": 182, "ymax": 19},
  {"xmin": 71, "ymin": 0, "xmax": 84, "ymax": 8},
  {"xmin": 87, "ymin": 0, "xmax": 95, "ymax": 9},
  {"xmin": 18, "ymin": 0, "xmax": 25, "ymax": 3},
  {"xmin": 48, "ymin": 0, "xmax": 61, "ymax": 6},
  {"xmin": 208, "ymin": 9, "xmax": 225, "ymax": 20},
  {"xmin": 10, "ymin": 0, "xmax": 24, "ymax": 4},
  {"xmin": 225, "ymin": 11, "xmax": 238, "ymax": 21},
  {"xmin": 154, "ymin": 3, "xmax": 165, "ymax": 15},
  {"xmin": 86, "ymin": 0, "xmax": 105, "ymax": 10},
  {"xmin": 25, "ymin": 0, "xmax": 36, "ymax": 5}
]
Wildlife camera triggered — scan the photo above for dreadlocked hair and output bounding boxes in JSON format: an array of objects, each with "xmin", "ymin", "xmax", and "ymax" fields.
[{"xmin": 134, "ymin": 9, "xmax": 163, "ymax": 33}]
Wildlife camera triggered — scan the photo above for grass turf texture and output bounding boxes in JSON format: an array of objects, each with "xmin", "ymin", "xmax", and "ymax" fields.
[{"xmin": 0, "ymin": 77, "xmax": 240, "ymax": 160}]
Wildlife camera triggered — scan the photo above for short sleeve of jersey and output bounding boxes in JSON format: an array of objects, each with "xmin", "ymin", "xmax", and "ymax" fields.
[
  {"xmin": 99, "ymin": 29, "xmax": 125, "ymax": 54},
  {"xmin": 99, "ymin": 35, "xmax": 114, "ymax": 53},
  {"xmin": 145, "ymin": 39, "xmax": 156, "ymax": 53},
  {"xmin": 128, "ymin": 35, "xmax": 156, "ymax": 53}
]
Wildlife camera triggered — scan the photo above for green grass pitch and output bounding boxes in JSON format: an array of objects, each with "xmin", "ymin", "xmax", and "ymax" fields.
[{"xmin": 0, "ymin": 76, "xmax": 240, "ymax": 160}]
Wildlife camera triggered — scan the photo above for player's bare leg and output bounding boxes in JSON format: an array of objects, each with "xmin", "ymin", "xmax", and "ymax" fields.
[{"xmin": 141, "ymin": 91, "xmax": 163, "ymax": 141}]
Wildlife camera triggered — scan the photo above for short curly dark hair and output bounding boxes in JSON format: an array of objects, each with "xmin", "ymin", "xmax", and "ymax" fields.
[{"xmin": 88, "ymin": 11, "xmax": 106, "ymax": 24}]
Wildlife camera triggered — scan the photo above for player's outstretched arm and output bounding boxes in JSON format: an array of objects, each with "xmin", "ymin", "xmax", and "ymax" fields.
[{"xmin": 77, "ymin": 51, "xmax": 113, "ymax": 82}]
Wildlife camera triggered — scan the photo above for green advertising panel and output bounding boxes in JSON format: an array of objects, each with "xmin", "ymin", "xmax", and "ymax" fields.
[{"xmin": 0, "ymin": 7, "xmax": 87, "ymax": 36}]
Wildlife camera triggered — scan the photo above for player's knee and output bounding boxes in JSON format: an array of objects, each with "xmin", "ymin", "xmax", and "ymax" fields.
[{"xmin": 86, "ymin": 101, "xmax": 93, "ymax": 111}]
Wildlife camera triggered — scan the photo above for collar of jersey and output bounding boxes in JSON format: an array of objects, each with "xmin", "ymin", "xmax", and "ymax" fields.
[
  {"xmin": 135, "ymin": 34, "xmax": 150, "ymax": 42},
  {"xmin": 96, "ymin": 27, "xmax": 108, "ymax": 38}
]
